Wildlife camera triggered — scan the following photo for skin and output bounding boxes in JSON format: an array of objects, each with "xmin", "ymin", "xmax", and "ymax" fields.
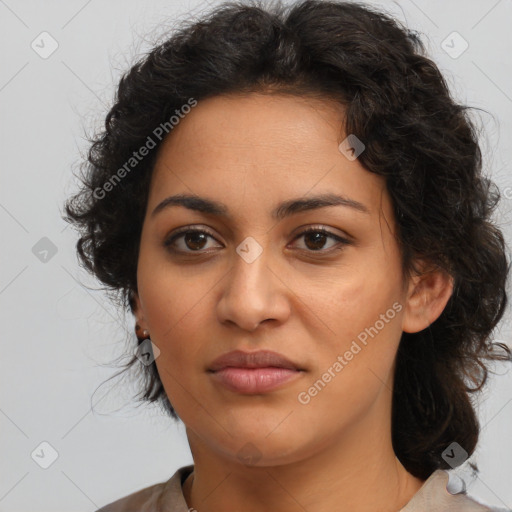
[{"xmin": 132, "ymin": 92, "xmax": 454, "ymax": 512}]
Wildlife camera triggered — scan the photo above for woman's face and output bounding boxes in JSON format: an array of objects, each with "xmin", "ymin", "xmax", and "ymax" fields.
[{"xmin": 134, "ymin": 93, "xmax": 420, "ymax": 465}]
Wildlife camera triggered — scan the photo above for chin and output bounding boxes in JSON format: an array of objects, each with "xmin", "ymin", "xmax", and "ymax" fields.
[{"xmin": 203, "ymin": 426, "xmax": 315, "ymax": 468}]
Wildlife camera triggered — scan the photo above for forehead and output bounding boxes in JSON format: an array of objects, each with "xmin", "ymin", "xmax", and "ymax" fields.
[
  {"xmin": 149, "ymin": 93, "xmax": 389, "ymax": 219},
  {"xmin": 158, "ymin": 92, "xmax": 346, "ymax": 160}
]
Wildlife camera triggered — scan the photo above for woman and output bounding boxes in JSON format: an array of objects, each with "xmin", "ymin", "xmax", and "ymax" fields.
[{"xmin": 64, "ymin": 0, "xmax": 512, "ymax": 510}]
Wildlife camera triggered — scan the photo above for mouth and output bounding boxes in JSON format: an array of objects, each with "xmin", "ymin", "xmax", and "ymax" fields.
[
  {"xmin": 207, "ymin": 350, "xmax": 304, "ymax": 394},
  {"xmin": 209, "ymin": 366, "xmax": 303, "ymax": 393}
]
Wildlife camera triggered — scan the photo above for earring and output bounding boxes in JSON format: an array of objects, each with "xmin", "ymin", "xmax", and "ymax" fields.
[{"xmin": 135, "ymin": 324, "xmax": 150, "ymax": 342}]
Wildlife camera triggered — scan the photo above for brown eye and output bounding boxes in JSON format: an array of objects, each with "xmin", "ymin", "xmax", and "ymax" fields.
[
  {"xmin": 303, "ymin": 231, "xmax": 329, "ymax": 250},
  {"xmin": 164, "ymin": 226, "xmax": 351, "ymax": 256},
  {"xmin": 292, "ymin": 227, "xmax": 352, "ymax": 253},
  {"xmin": 164, "ymin": 228, "xmax": 221, "ymax": 253},
  {"xmin": 182, "ymin": 232, "xmax": 208, "ymax": 250}
]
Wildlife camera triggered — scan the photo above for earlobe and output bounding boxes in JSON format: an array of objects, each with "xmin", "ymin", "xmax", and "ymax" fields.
[
  {"xmin": 130, "ymin": 290, "xmax": 149, "ymax": 334},
  {"xmin": 402, "ymin": 265, "xmax": 454, "ymax": 334}
]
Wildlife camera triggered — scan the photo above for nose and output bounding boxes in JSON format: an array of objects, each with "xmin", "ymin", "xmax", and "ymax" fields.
[{"xmin": 216, "ymin": 245, "xmax": 290, "ymax": 332}]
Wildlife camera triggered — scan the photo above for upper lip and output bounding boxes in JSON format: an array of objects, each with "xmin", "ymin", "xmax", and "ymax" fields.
[{"xmin": 208, "ymin": 350, "xmax": 302, "ymax": 372}]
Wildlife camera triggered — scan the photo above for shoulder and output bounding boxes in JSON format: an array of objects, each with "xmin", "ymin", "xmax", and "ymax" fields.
[
  {"xmin": 94, "ymin": 464, "xmax": 194, "ymax": 512},
  {"xmin": 94, "ymin": 481, "xmax": 166, "ymax": 512},
  {"xmin": 401, "ymin": 469, "xmax": 511, "ymax": 512}
]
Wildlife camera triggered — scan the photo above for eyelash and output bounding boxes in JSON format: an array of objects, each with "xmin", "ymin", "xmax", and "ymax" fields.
[{"xmin": 163, "ymin": 226, "xmax": 352, "ymax": 255}]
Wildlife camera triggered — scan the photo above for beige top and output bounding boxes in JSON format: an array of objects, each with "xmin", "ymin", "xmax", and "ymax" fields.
[{"xmin": 96, "ymin": 464, "xmax": 510, "ymax": 512}]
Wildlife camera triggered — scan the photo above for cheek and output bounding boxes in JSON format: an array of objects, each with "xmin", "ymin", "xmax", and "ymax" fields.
[
  {"xmin": 136, "ymin": 252, "xmax": 209, "ymax": 369},
  {"xmin": 140, "ymin": 279, "xmax": 208, "ymax": 362},
  {"xmin": 318, "ymin": 267, "xmax": 402, "ymax": 348},
  {"xmin": 304, "ymin": 256, "xmax": 404, "ymax": 394},
  {"xmin": 137, "ymin": 231, "xmax": 212, "ymax": 327}
]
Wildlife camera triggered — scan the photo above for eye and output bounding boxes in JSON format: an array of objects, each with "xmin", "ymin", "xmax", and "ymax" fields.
[
  {"xmin": 164, "ymin": 227, "xmax": 221, "ymax": 253},
  {"xmin": 163, "ymin": 225, "xmax": 352, "ymax": 255},
  {"xmin": 290, "ymin": 226, "xmax": 352, "ymax": 253}
]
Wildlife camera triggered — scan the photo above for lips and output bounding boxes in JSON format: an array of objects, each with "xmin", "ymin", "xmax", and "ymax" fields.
[
  {"xmin": 208, "ymin": 349, "xmax": 302, "ymax": 372},
  {"xmin": 208, "ymin": 349, "xmax": 304, "ymax": 394}
]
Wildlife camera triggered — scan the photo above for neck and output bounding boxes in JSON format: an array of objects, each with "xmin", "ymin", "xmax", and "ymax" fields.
[{"xmin": 182, "ymin": 404, "xmax": 425, "ymax": 512}]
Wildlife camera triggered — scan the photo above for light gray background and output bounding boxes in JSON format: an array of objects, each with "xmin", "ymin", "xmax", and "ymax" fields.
[{"xmin": 1, "ymin": 0, "xmax": 511, "ymax": 510}]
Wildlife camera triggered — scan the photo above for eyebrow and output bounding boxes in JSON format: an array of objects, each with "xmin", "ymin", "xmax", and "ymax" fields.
[{"xmin": 151, "ymin": 192, "xmax": 370, "ymax": 220}]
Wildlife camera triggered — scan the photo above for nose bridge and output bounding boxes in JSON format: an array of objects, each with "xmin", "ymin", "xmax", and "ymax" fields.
[{"xmin": 217, "ymin": 236, "xmax": 288, "ymax": 330}]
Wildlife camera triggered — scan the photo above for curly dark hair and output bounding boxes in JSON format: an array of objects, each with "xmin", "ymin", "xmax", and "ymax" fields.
[{"xmin": 63, "ymin": 0, "xmax": 511, "ymax": 480}]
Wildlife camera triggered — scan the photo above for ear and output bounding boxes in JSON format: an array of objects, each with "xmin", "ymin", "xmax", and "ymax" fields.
[
  {"xmin": 402, "ymin": 261, "xmax": 454, "ymax": 333},
  {"xmin": 130, "ymin": 289, "xmax": 149, "ymax": 335}
]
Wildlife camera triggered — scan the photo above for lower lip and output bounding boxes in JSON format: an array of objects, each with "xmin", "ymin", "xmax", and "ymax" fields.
[{"xmin": 210, "ymin": 367, "xmax": 302, "ymax": 393}]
